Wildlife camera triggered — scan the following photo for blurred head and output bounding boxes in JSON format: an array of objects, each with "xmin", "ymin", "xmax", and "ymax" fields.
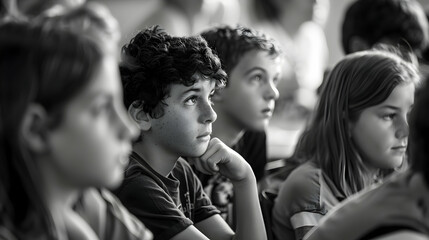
[
  {"xmin": 253, "ymin": 0, "xmax": 318, "ymax": 22},
  {"xmin": 121, "ymin": 26, "xmax": 226, "ymax": 156},
  {"xmin": 295, "ymin": 48, "xmax": 419, "ymax": 196},
  {"xmin": 17, "ymin": 0, "xmax": 86, "ymax": 17},
  {"xmin": 37, "ymin": 2, "xmax": 120, "ymax": 55},
  {"xmin": 0, "ymin": 21, "xmax": 136, "ymax": 237},
  {"xmin": 201, "ymin": 25, "xmax": 282, "ymax": 130},
  {"xmin": 342, "ymin": 0, "xmax": 429, "ymax": 55}
]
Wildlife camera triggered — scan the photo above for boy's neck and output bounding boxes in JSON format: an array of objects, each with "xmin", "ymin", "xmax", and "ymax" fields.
[
  {"xmin": 212, "ymin": 108, "xmax": 245, "ymax": 147},
  {"xmin": 133, "ymin": 140, "xmax": 179, "ymax": 177}
]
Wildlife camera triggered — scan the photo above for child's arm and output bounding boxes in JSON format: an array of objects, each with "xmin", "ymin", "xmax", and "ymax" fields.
[{"xmin": 190, "ymin": 137, "xmax": 267, "ymax": 240}]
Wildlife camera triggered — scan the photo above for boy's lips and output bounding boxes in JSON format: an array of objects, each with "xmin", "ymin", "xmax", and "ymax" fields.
[
  {"xmin": 197, "ymin": 131, "xmax": 211, "ymax": 138},
  {"xmin": 197, "ymin": 131, "xmax": 211, "ymax": 141}
]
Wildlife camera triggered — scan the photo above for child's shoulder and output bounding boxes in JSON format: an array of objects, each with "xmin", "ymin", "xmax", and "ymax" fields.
[
  {"xmin": 285, "ymin": 161, "xmax": 321, "ymax": 190},
  {"xmin": 275, "ymin": 161, "xmax": 323, "ymax": 213}
]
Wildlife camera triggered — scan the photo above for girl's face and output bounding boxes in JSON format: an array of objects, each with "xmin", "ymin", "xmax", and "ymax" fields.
[
  {"xmin": 350, "ymin": 83, "xmax": 415, "ymax": 170},
  {"xmin": 47, "ymin": 56, "xmax": 138, "ymax": 189}
]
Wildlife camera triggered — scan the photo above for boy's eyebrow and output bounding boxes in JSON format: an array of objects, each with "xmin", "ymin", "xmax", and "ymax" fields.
[
  {"xmin": 244, "ymin": 67, "xmax": 267, "ymax": 75},
  {"xmin": 181, "ymin": 87, "xmax": 202, "ymax": 95}
]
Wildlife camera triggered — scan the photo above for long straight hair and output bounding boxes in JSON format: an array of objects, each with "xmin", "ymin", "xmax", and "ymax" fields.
[
  {"xmin": 293, "ymin": 49, "xmax": 419, "ymax": 197},
  {"xmin": 0, "ymin": 22, "xmax": 102, "ymax": 239}
]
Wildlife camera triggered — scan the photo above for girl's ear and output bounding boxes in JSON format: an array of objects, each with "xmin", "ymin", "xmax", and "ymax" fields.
[
  {"xmin": 20, "ymin": 104, "xmax": 50, "ymax": 154},
  {"xmin": 128, "ymin": 100, "xmax": 151, "ymax": 131}
]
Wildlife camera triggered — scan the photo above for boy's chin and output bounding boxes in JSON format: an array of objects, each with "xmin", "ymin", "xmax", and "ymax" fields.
[{"xmin": 181, "ymin": 144, "xmax": 210, "ymax": 158}]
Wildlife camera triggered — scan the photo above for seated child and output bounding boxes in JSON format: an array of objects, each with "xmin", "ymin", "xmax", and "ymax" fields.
[
  {"xmin": 272, "ymin": 48, "xmax": 419, "ymax": 240},
  {"xmin": 304, "ymin": 74, "xmax": 429, "ymax": 240},
  {"xmin": 0, "ymin": 21, "xmax": 151, "ymax": 240},
  {"xmin": 197, "ymin": 25, "xmax": 282, "ymax": 225},
  {"xmin": 114, "ymin": 26, "xmax": 267, "ymax": 240}
]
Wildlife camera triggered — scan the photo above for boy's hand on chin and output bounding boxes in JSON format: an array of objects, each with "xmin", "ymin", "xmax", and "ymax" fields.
[{"xmin": 190, "ymin": 138, "xmax": 253, "ymax": 183}]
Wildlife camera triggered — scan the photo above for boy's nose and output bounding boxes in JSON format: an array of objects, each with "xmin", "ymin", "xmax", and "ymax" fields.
[
  {"xmin": 201, "ymin": 103, "xmax": 217, "ymax": 124},
  {"xmin": 264, "ymin": 81, "xmax": 280, "ymax": 101}
]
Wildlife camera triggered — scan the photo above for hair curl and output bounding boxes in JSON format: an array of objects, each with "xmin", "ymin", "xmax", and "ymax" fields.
[{"xmin": 120, "ymin": 26, "xmax": 226, "ymax": 118}]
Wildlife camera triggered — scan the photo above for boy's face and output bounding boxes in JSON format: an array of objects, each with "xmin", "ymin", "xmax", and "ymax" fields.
[
  {"xmin": 147, "ymin": 74, "xmax": 217, "ymax": 157},
  {"xmin": 217, "ymin": 50, "xmax": 281, "ymax": 130}
]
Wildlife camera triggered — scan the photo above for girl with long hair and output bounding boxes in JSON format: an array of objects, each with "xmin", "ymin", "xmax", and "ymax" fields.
[{"xmin": 272, "ymin": 48, "xmax": 419, "ymax": 240}]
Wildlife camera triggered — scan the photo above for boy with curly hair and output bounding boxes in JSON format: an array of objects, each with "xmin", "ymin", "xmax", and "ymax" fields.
[
  {"xmin": 196, "ymin": 25, "xmax": 282, "ymax": 226},
  {"xmin": 113, "ymin": 26, "xmax": 267, "ymax": 240}
]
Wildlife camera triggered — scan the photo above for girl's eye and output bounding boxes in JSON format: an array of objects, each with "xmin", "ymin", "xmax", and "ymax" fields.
[
  {"xmin": 184, "ymin": 96, "xmax": 198, "ymax": 106},
  {"xmin": 382, "ymin": 113, "xmax": 396, "ymax": 121},
  {"xmin": 91, "ymin": 101, "xmax": 110, "ymax": 116}
]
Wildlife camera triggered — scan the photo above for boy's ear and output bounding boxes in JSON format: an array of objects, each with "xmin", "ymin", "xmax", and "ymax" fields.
[
  {"xmin": 128, "ymin": 100, "xmax": 151, "ymax": 131},
  {"xmin": 349, "ymin": 36, "xmax": 370, "ymax": 53},
  {"xmin": 20, "ymin": 104, "xmax": 50, "ymax": 154}
]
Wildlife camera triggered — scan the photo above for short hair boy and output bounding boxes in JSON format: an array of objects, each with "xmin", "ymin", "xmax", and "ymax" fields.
[
  {"xmin": 197, "ymin": 25, "xmax": 282, "ymax": 226},
  {"xmin": 342, "ymin": 0, "xmax": 428, "ymax": 55},
  {"xmin": 114, "ymin": 26, "xmax": 267, "ymax": 240}
]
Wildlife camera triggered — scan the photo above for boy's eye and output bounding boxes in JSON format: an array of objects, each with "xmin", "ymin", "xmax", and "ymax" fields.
[
  {"xmin": 209, "ymin": 93, "xmax": 215, "ymax": 106},
  {"xmin": 250, "ymin": 74, "xmax": 263, "ymax": 83},
  {"xmin": 184, "ymin": 96, "xmax": 198, "ymax": 106}
]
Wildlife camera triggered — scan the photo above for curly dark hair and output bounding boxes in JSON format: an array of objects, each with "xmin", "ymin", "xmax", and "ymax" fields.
[
  {"xmin": 201, "ymin": 25, "xmax": 281, "ymax": 80},
  {"xmin": 120, "ymin": 26, "xmax": 226, "ymax": 118},
  {"xmin": 342, "ymin": 0, "xmax": 428, "ymax": 55}
]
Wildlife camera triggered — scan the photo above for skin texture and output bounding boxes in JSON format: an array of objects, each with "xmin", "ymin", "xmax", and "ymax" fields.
[
  {"xmin": 214, "ymin": 50, "xmax": 281, "ymax": 131},
  {"xmin": 146, "ymin": 78, "xmax": 217, "ymax": 158},
  {"xmin": 350, "ymin": 83, "xmax": 415, "ymax": 170}
]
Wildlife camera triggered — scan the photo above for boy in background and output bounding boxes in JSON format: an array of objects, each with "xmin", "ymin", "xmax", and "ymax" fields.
[{"xmin": 199, "ymin": 25, "xmax": 282, "ymax": 226}]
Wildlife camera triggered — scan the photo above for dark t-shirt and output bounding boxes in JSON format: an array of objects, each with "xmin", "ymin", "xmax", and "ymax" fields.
[
  {"xmin": 193, "ymin": 130, "xmax": 267, "ymax": 227},
  {"xmin": 114, "ymin": 152, "xmax": 220, "ymax": 240}
]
